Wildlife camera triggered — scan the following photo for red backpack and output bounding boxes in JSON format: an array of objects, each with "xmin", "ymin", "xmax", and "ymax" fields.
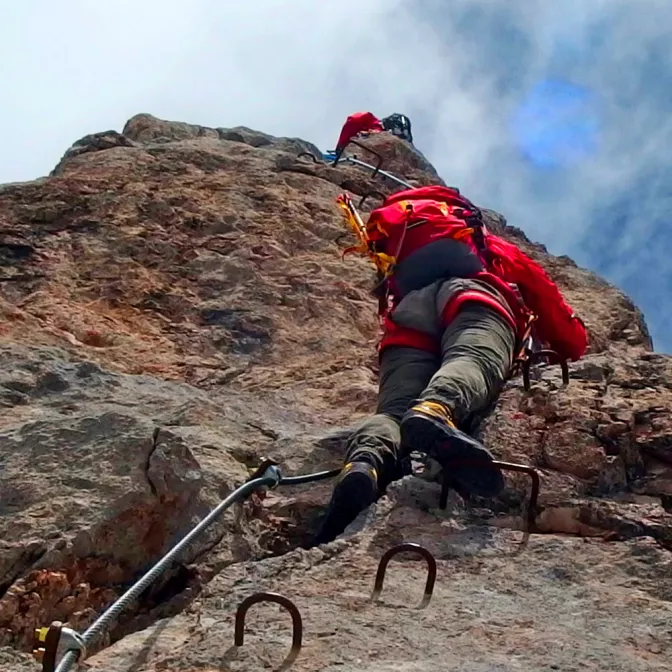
[
  {"xmin": 366, "ymin": 185, "xmax": 484, "ymax": 263},
  {"xmin": 335, "ymin": 112, "xmax": 384, "ymax": 151},
  {"xmin": 481, "ymin": 234, "xmax": 587, "ymax": 362},
  {"xmin": 365, "ymin": 186, "xmax": 588, "ymax": 362}
]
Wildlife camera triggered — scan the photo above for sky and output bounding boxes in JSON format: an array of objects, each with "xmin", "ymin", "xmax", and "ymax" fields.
[{"xmin": 1, "ymin": 0, "xmax": 671, "ymax": 351}]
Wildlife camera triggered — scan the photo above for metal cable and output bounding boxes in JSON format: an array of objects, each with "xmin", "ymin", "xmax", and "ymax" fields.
[
  {"xmin": 342, "ymin": 157, "xmax": 414, "ymax": 189},
  {"xmin": 54, "ymin": 466, "xmax": 283, "ymax": 672},
  {"xmin": 279, "ymin": 467, "xmax": 341, "ymax": 486}
]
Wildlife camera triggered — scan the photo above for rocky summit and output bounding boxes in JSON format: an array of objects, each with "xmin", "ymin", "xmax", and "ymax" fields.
[{"xmin": 0, "ymin": 113, "xmax": 671, "ymax": 671}]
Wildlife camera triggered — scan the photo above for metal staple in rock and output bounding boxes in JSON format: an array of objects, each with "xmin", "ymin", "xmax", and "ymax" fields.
[
  {"xmin": 372, "ymin": 543, "xmax": 437, "ymax": 609},
  {"xmin": 234, "ymin": 592, "xmax": 303, "ymax": 657},
  {"xmin": 299, "ymin": 140, "xmax": 415, "ymax": 189},
  {"xmin": 342, "ymin": 155, "xmax": 415, "ymax": 189},
  {"xmin": 36, "ymin": 456, "xmax": 542, "ymax": 672}
]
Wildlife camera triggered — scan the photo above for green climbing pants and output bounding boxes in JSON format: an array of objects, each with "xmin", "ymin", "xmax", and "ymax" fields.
[{"xmin": 345, "ymin": 301, "xmax": 516, "ymax": 486}]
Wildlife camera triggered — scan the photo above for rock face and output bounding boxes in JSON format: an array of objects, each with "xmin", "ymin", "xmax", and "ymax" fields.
[{"xmin": 0, "ymin": 113, "xmax": 670, "ymax": 670}]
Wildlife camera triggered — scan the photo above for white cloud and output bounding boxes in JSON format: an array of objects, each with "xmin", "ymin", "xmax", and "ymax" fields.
[{"xmin": 1, "ymin": 0, "xmax": 670, "ymax": 349}]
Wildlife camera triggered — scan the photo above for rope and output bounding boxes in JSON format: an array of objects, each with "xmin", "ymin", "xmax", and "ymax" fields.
[{"xmin": 54, "ymin": 463, "xmax": 336, "ymax": 672}]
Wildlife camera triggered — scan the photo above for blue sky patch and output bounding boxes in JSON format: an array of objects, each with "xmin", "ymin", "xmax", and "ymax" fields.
[{"xmin": 512, "ymin": 79, "xmax": 600, "ymax": 169}]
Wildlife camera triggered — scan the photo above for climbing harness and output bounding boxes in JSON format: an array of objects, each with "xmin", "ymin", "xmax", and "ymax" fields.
[{"xmin": 33, "ymin": 455, "xmax": 542, "ymax": 672}]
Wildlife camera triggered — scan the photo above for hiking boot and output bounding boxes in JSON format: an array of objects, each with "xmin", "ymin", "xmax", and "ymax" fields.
[
  {"xmin": 400, "ymin": 401, "xmax": 504, "ymax": 498},
  {"xmin": 311, "ymin": 461, "xmax": 379, "ymax": 546}
]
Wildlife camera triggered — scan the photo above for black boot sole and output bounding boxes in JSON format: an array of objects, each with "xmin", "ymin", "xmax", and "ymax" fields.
[{"xmin": 400, "ymin": 413, "xmax": 504, "ymax": 498}]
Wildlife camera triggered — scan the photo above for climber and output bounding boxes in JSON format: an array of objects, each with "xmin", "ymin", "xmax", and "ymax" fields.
[
  {"xmin": 335, "ymin": 111, "xmax": 414, "ymax": 153},
  {"xmin": 312, "ymin": 185, "xmax": 587, "ymax": 545},
  {"xmin": 335, "ymin": 112, "xmax": 384, "ymax": 153},
  {"xmin": 381, "ymin": 113, "xmax": 413, "ymax": 144}
]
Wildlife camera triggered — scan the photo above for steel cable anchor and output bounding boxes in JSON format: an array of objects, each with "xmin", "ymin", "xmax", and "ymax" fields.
[{"xmin": 33, "ymin": 623, "xmax": 86, "ymax": 672}]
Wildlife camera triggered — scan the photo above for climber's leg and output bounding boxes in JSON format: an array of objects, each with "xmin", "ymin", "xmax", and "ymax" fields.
[
  {"xmin": 424, "ymin": 302, "xmax": 515, "ymax": 421},
  {"xmin": 312, "ymin": 346, "xmax": 437, "ymax": 546},
  {"xmin": 400, "ymin": 302, "xmax": 516, "ymax": 498},
  {"xmin": 347, "ymin": 346, "xmax": 439, "ymax": 483}
]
